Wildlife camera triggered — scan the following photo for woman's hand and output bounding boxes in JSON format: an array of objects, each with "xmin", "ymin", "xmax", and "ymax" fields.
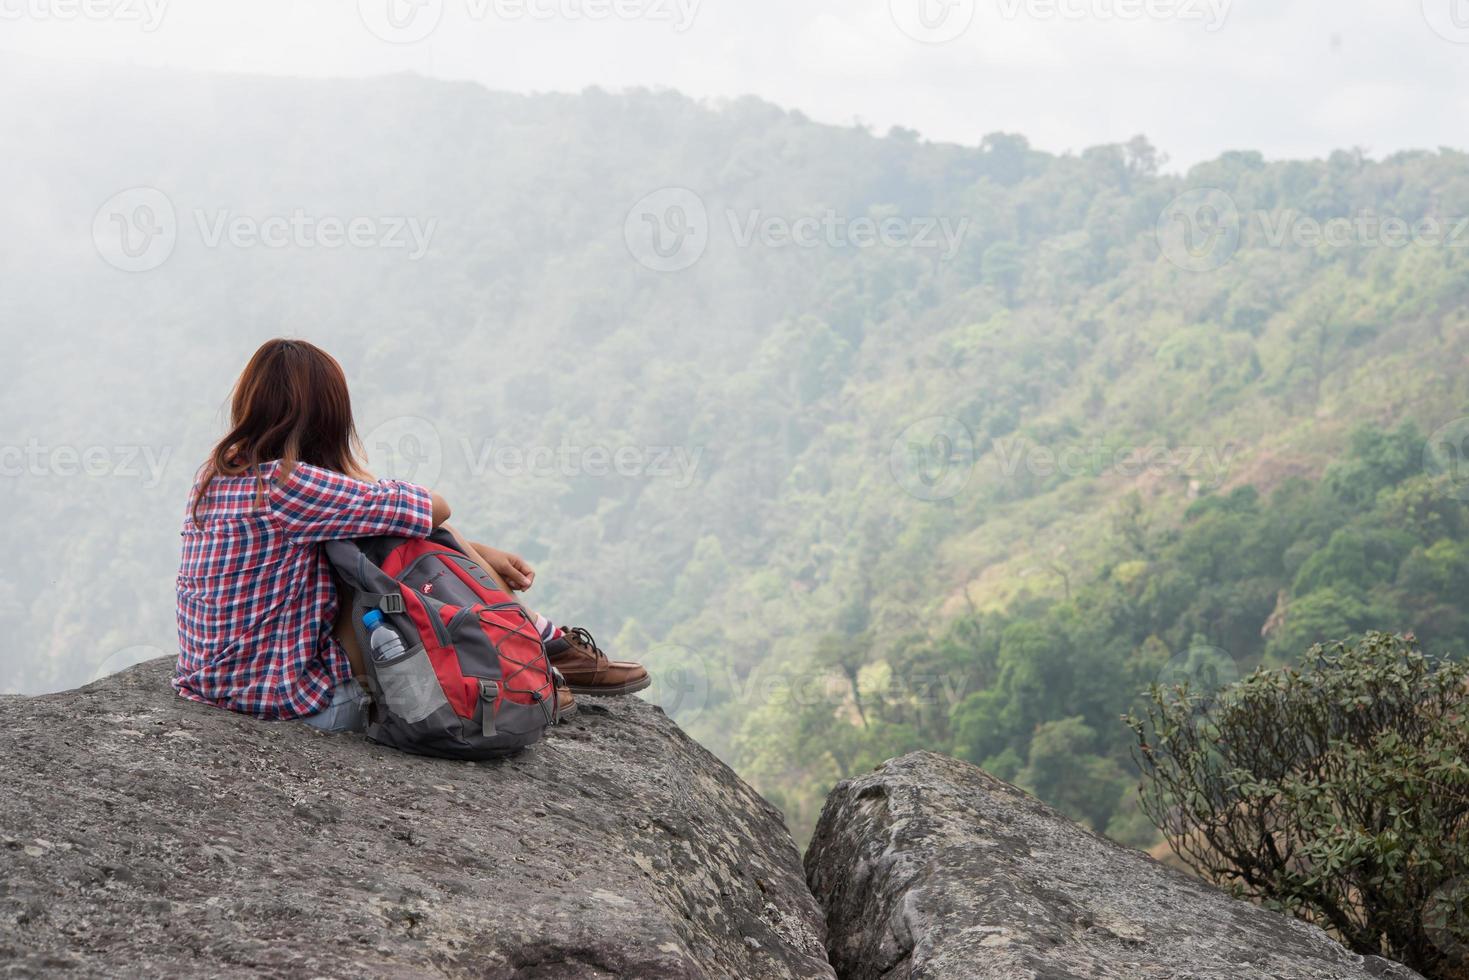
[{"xmin": 476, "ymin": 544, "xmax": 535, "ymax": 591}]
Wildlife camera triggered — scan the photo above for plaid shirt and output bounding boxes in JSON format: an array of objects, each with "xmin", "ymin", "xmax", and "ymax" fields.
[{"xmin": 174, "ymin": 460, "xmax": 434, "ymax": 719}]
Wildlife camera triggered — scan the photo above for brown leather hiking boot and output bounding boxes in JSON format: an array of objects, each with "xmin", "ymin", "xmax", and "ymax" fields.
[{"xmin": 545, "ymin": 627, "xmax": 651, "ymax": 697}]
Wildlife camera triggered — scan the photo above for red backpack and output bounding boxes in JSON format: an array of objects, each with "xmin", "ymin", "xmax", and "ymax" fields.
[{"xmin": 324, "ymin": 528, "xmax": 560, "ymax": 759}]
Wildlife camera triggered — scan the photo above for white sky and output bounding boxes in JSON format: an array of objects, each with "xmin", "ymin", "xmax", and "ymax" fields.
[{"xmin": 3, "ymin": 0, "xmax": 1466, "ymax": 169}]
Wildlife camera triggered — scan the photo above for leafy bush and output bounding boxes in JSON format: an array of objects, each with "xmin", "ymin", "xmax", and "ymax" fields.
[{"xmin": 1127, "ymin": 632, "xmax": 1469, "ymax": 978}]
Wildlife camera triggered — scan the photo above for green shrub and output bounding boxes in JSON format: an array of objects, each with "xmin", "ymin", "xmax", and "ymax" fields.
[{"xmin": 1126, "ymin": 632, "xmax": 1469, "ymax": 978}]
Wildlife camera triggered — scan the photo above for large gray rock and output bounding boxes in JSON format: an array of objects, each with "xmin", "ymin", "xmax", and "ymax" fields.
[
  {"xmin": 0, "ymin": 658, "xmax": 835, "ymax": 979},
  {"xmin": 804, "ymin": 751, "xmax": 1422, "ymax": 980}
]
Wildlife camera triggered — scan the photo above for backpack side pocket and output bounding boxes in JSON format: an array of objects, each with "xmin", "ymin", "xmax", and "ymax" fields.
[{"xmin": 372, "ymin": 643, "xmax": 446, "ymax": 725}]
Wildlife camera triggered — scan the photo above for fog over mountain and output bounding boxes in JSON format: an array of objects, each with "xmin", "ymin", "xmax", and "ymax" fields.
[
  {"xmin": 6, "ymin": 0, "xmax": 1469, "ymax": 169},
  {"xmin": 3, "ymin": 58, "xmax": 1468, "ymax": 848}
]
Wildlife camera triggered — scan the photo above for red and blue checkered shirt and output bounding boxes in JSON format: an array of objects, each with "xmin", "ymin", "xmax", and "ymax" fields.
[{"xmin": 174, "ymin": 460, "xmax": 434, "ymax": 719}]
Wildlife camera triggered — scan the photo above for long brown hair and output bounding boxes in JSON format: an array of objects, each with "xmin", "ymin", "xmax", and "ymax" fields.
[{"xmin": 192, "ymin": 339, "xmax": 369, "ymax": 524}]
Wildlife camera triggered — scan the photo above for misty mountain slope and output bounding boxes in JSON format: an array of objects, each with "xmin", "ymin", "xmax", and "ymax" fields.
[{"xmin": 3, "ymin": 62, "xmax": 1468, "ymax": 843}]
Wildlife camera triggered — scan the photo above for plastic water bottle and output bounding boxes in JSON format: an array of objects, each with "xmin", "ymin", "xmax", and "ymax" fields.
[{"xmin": 363, "ymin": 609, "xmax": 406, "ymax": 663}]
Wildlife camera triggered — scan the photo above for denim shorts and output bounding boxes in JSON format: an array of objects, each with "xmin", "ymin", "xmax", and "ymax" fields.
[{"xmin": 303, "ymin": 678, "xmax": 371, "ymax": 734}]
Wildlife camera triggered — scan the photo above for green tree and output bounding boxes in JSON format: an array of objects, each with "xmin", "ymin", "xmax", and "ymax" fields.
[
  {"xmin": 1265, "ymin": 587, "xmax": 1372, "ymax": 659},
  {"xmin": 1016, "ymin": 716, "xmax": 1128, "ymax": 831},
  {"xmin": 981, "ymin": 241, "xmax": 1025, "ymax": 305}
]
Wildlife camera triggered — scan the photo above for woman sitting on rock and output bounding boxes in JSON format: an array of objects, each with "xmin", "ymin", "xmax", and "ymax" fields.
[{"xmin": 173, "ymin": 337, "xmax": 649, "ymax": 733}]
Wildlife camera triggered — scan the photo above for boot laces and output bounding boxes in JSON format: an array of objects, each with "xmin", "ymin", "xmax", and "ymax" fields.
[{"xmin": 565, "ymin": 626, "xmax": 607, "ymax": 665}]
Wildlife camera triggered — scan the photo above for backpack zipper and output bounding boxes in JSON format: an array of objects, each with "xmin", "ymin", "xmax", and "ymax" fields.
[{"xmin": 391, "ymin": 551, "xmax": 463, "ymax": 587}]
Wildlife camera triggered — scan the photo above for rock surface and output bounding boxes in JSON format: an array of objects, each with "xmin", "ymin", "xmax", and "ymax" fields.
[
  {"xmin": 3, "ymin": 665, "xmax": 1427, "ymax": 980},
  {"xmin": 805, "ymin": 751, "xmax": 1423, "ymax": 980},
  {"xmin": 0, "ymin": 658, "xmax": 834, "ymax": 979}
]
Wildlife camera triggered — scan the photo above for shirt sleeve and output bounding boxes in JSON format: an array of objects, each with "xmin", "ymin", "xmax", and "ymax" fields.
[{"xmin": 269, "ymin": 462, "xmax": 434, "ymax": 544}]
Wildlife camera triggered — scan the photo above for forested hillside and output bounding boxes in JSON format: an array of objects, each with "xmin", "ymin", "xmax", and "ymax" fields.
[{"xmin": 4, "ymin": 62, "xmax": 1468, "ymax": 845}]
